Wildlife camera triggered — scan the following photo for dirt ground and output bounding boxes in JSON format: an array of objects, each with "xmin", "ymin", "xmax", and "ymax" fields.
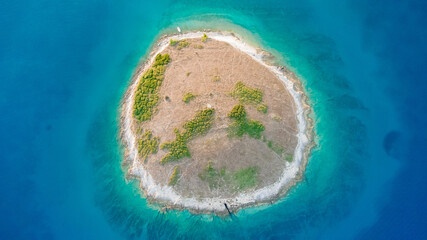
[{"xmin": 132, "ymin": 38, "xmax": 298, "ymax": 198}]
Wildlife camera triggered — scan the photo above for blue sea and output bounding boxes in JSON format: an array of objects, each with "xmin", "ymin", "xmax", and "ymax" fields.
[{"xmin": 1, "ymin": 0, "xmax": 426, "ymax": 239}]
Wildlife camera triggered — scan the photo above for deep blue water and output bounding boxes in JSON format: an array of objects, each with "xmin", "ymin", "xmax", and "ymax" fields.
[{"xmin": 1, "ymin": 0, "xmax": 426, "ymax": 239}]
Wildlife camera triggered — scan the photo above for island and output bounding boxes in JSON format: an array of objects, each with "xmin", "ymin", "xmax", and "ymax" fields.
[{"xmin": 121, "ymin": 32, "xmax": 314, "ymax": 215}]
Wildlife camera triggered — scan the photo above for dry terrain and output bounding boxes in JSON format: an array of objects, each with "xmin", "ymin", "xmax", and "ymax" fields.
[{"xmin": 132, "ymin": 37, "xmax": 298, "ymax": 199}]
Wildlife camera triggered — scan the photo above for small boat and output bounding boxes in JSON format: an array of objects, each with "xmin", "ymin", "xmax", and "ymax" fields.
[{"xmin": 177, "ymin": 27, "xmax": 181, "ymax": 33}]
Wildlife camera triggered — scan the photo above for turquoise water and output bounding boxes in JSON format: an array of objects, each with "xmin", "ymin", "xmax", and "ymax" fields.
[{"xmin": 1, "ymin": 0, "xmax": 426, "ymax": 239}]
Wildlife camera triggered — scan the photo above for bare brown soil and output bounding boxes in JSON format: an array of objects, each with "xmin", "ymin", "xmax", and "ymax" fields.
[{"xmin": 132, "ymin": 38, "xmax": 298, "ymax": 199}]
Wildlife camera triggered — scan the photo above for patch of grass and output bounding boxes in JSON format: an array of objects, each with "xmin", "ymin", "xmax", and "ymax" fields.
[
  {"xmin": 233, "ymin": 166, "xmax": 258, "ymax": 190},
  {"xmin": 160, "ymin": 108, "xmax": 215, "ymax": 164},
  {"xmin": 268, "ymin": 140, "xmax": 284, "ymax": 155},
  {"xmin": 193, "ymin": 44, "xmax": 204, "ymax": 49},
  {"xmin": 228, "ymin": 105, "xmax": 265, "ymax": 139},
  {"xmin": 285, "ymin": 154, "xmax": 293, "ymax": 162},
  {"xmin": 201, "ymin": 33, "xmax": 208, "ymax": 42},
  {"xmin": 198, "ymin": 162, "xmax": 223, "ymax": 189},
  {"xmin": 182, "ymin": 92, "xmax": 196, "ymax": 103},
  {"xmin": 256, "ymin": 103, "xmax": 268, "ymax": 114},
  {"xmin": 198, "ymin": 163, "xmax": 258, "ymax": 190},
  {"xmin": 133, "ymin": 54, "xmax": 170, "ymax": 121},
  {"xmin": 229, "ymin": 119, "xmax": 264, "ymax": 139},
  {"xmin": 168, "ymin": 166, "xmax": 180, "ymax": 186},
  {"xmin": 137, "ymin": 131, "xmax": 159, "ymax": 162}
]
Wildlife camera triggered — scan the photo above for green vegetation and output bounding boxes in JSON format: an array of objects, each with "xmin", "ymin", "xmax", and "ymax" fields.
[
  {"xmin": 233, "ymin": 166, "xmax": 258, "ymax": 190},
  {"xmin": 193, "ymin": 44, "xmax": 204, "ymax": 49},
  {"xmin": 256, "ymin": 103, "xmax": 268, "ymax": 114},
  {"xmin": 231, "ymin": 81, "xmax": 263, "ymax": 105},
  {"xmin": 169, "ymin": 39, "xmax": 179, "ymax": 46},
  {"xmin": 177, "ymin": 40, "xmax": 190, "ymax": 49},
  {"xmin": 228, "ymin": 104, "xmax": 246, "ymax": 120},
  {"xmin": 160, "ymin": 108, "xmax": 215, "ymax": 164},
  {"xmin": 268, "ymin": 140, "xmax": 284, "ymax": 155},
  {"xmin": 186, "ymin": 72, "xmax": 191, "ymax": 76},
  {"xmin": 182, "ymin": 108, "xmax": 215, "ymax": 137},
  {"xmin": 228, "ymin": 105, "xmax": 265, "ymax": 139},
  {"xmin": 230, "ymin": 81, "xmax": 268, "ymax": 114},
  {"xmin": 198, "ymin": 162, "xmax": 258, "ymax": 190},
  {"xmin": 136, "ymin": 127, "xmax": 143, "ymax": 135},
  {"xmin": 182, "ymin": 92, "xmax": 196, "ymax": 103},
  {"xmin": 198, "ymin": 161, "xmax": 226, "ymax": 189},
  {"xmin": 168, "ymin": 166, "xmax": 180, "ymax": 186},
  {"xmin": 285, "ymin": 154, "xmax": 293, "ymax": 162},
  {"xmin": 201, "ymin": 33, "xmax": 208, "ymax": 42},
  {"xmin": 169, "ymin": 39, "xmax": 190, "ymax": 49},
  {"xmin": 133, "ymin": 54, "xmax": 170, "ymax": 121},
  {"xmin": 137, "ymin": 131, "xmax": 159, "ymax": 162},
  {"xmin": 160, "ymin": 129, "xmax": 190, "ymax": 164}
]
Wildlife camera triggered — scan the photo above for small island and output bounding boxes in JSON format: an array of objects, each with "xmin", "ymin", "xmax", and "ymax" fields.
[{"xmin": 121, "ymin": 32, "xmax": 314, "ymax": 215}]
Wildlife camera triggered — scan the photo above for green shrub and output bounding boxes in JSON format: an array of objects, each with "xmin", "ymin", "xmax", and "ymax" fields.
[
  {"xmin": 168, "ymin": 166, "xmax": 180, "ymax": 186},
  {"xmin": 170, "ymin": 39, "xmax": 190, "ymax": 49},
  {"xmin": 246, "ymin": 120, "xmax": 265, "ymax": 139},
  {"xmin": 182, "ymin": 92, "xmax": 196, "ymax": 103},
  {"xmin": 177, "ymin": 40, "xmax": 190, "ymax": 49},
  {"xmin": 182, "ymin": 108, "xmax": 215, "ymax": 138},
  {"xmin": 160, "ymin": 108, "xmax": 215, "ymax": 164},
  {"xmin": 160, "ymin": 129, "xmax": 190, "ymax": 164},
  {"xmin": 133, "ymin": 54, "xmax": 171, "ymax": 121},
  {"xmin": 169, "ymin": 39, "xmax": 179, "ymax": 46},
  {"xmin": 153, "ymin": 53, "xmax": 170, "ymax": 66},
  {"xmin": 186, "ymin": 72, "xmax": 191, "ymax": 76},
  {"xmin": 231, "ymin": 81, "xmax": 263, "ymax": 105},
  {"xmin": 136, "ymin": 127, "xmax": 143, "ymax": 135},
  {"xmin": 285, "ymin": 154, "xmax": 293, "ymax": 162},
  {"xmin": 228, "ymin": 104, "xmax": 246, "ymax": 120},
  {"xmin": 256, "ymin": 103, "xmax": 268, "ymax": 114},
  {"xmin": 230, "ymin": 81, "xmax": 269, "ymax": 114},
  {"xmin": 227, "ymin": 105, "xmax": 265, "ymax": 139},
  {"xmin": 201, "ymin": 33, "xmax": 208, "ymax": 42},
  {"xmin": 137, "ymin": 131, "xmax": 159, "ymax": 162}
]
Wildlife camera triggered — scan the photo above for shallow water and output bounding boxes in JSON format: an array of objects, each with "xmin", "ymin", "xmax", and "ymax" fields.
[{"xmin": 1, "ymin": 0, "xmax": 426, "ymax": 239}]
